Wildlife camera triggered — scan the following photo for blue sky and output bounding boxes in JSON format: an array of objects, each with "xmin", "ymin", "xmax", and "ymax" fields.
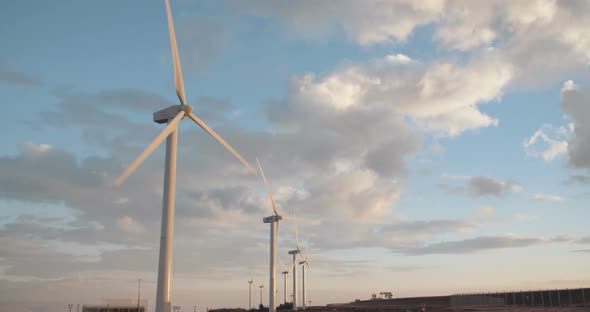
[{"xmin": 1, "ymin": 1, "xmax": 590, "ymax": 311}]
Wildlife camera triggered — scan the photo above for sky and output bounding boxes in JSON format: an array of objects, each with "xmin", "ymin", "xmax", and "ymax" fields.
[{"xmin": 1, "ymin": 0, "xmax": 590, "ymax": 311}]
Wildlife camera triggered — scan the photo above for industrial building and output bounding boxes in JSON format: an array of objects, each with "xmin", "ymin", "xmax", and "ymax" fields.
[{"xmin": 82, "ymin": 298, "xmax": 147, "ymax": 312}]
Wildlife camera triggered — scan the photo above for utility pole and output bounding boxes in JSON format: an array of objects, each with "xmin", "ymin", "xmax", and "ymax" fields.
[
  {"xmin": 138, "ymin": 279, "xmax": 142, "ymax": 312},
  {"xmin": 260, "ymin": 284, "xmax": 264, "ymax": 307},
  {"xmin": 248, "ymin": 280, "xmax": 253, "ymax": 310}
]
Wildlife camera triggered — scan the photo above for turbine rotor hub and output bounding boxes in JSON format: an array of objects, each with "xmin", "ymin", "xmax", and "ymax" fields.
[{"xmin": 181, "ymin": 104, "xmax": 193, "ymax": 115}]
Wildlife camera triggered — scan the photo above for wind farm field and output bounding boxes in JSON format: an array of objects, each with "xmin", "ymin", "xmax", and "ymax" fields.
[
  {"xmin": 3, "ymin": 1, "xmax": 590, "ymax": 312},
  {"xmin": 209, "ymin": 290, "xmax": 590, "ymax": 312}
]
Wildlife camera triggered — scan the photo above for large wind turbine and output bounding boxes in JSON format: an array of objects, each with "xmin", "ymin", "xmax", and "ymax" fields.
[
  {"xmin": 288, "ymin": 226, "xmax": 302, "ymax": 311},
  {"xmin": 299, "ymin": 238, "xmax": 310, "ymax": 310},
  {"xmin": 256, "ymin": 159, "xmax": 300, "ymax": 312},
  {"xmin": 114, "ymin": 1, "xmax": 255, "ymax": 312}
]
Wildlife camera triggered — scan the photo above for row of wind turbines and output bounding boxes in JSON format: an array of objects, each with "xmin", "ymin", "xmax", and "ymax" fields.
[
  {"xmin": 259, "ymin": 159, "xmax": 312, "ymax": 312},
  {"xmin": 247, "ymin": 224, "xmax": 312, "ymax": 311},
  {"xmin": 113, "ymin": 1, "xmax": 312, "ymax": 312}
]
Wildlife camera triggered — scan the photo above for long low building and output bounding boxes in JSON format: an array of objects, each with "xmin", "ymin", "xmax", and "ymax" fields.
[{"xmin": 83, "ymin": 298, "xmax": 147, "ymax": 312}]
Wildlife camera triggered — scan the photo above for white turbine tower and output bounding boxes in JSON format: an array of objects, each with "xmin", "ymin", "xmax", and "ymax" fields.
[
  {"xmin": 256, "ymin": 159, "xmax": 300, "ymax": 312},
  {"xmin": 288, "ymin": 226, "xmax": 302, "ymax": 311},
  {"xmin": 278, "ymin": 256, "xmax": 290, "ymax": 305},
  {"xmin": 114, "ymin": 1, "xmax": 255, "ymax": 312},
  {"xmin": 248, "ymin": 279, "xmax": 253, "ymax": 310},
  {"xmin": 299, "ymin": 238, "xmax": 310, "ymax": 310}
]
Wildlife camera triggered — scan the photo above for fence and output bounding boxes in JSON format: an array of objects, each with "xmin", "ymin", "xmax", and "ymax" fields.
[{"xmin": 450, "ymin": 288, "xmax": 589, "ymax": 307}]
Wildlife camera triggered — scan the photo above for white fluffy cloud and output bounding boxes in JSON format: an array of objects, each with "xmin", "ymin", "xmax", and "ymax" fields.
[
  {"xmin": 524, "ymin": 124, "xmax": 571, "ymax": 161},
  {"xmin": 287, "ymin": 51, "xmax": 510, "ymax": 137},
  {"xmin": 243, "ymin": 1, "xmax": 590, "ymax": 86}
]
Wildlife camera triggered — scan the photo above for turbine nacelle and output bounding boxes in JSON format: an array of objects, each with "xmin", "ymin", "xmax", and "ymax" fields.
[
  {"xmin": 154, "ymin": 105, "xmax": 193, "ymax": 124},
  {"xmin": 263, "ymin": 215, "xmax": 302, "ymax": 223},
  {"xmin": 288, "ymin": 249, "xmax": 300, "ymax": 255},
  {"xmin": 263, "ymin": 215, "xmax": 282, "ymax": 223}
]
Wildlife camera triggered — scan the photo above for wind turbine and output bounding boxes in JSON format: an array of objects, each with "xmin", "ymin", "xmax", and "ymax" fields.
[
  {"xmin": 114, "ymin": 1, "xmax": 255, "ymax": 312},
  {"xmin": 279, "ymin": 257, "xmax": 290, "ymax": 305},
  {"xmin": 248, "ymin": 279, "xmax": 253, "ymax": 310},
  {"xmin": 299, "ymin": 238, "xmax": 310, "ymax": 310},
  {"xmin": 257, "ymin": 159, "xmax": 300, "ymax": 312},
  {"xmin": 288, "ymin": 226, "xmax": 302, "ymax": 311}
]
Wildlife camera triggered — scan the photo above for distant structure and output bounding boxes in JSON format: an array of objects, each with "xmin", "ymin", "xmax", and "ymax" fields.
[
  {"xmin": 83, "ymin": 299, "xmax": 147, "ymax": 312},
  {"xmin": 380, "ymin": 292, "xmax": 393, "ymax": 299},
  {"xmin": 298, "ymin": 238, "xmax": 310, "ymax": 310},
  {"xmin": 248, "ymin": 279, "xmax": 254, "ymax": 310},
  {"xmin": 257, "ymin": 159, "xmax": 300, "ymax": 312},
  {"xmin": 288, "ymin": 224, "xmax": 305, "ymax": 311}
]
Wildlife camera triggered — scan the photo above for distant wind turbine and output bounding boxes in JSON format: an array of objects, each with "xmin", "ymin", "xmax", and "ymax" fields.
[
  {"xmin": 257, "ymin": 159, "xmax": 301, "ymax": 312},
  {"xmin": 288, "ymin": 225, "xmax": 302, "ymax": 311},
  {"xmin": 248, "ymin": 279, "xmax": 254, "ymax": 310},
  {"xmin": 299, "ymin": 237, "xmax": 310, "ymax": 310},
  {"xmin": 279, "ymin": 256, "xmax": 290, "ymax": 305},
  {"xmin": 114, "ymin": 1, "xmax": 255, "ymax": 312}
]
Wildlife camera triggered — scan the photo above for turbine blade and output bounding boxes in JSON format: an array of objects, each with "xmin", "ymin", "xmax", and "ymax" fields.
[
  {"xmin": 257, "ymin": 158, "xmax": 278, "ymax": 215},
  {"xmin": 165, "ymin": 0, "xmax": 186, "ymax": 105},
  {"xmin": 115, "ymin": 111, "xmax": 185, "ymax": 186},
  {"xmin": 280, "ymin": 215, "xmax": 303, "ymax": 221},
  {"xmin": 306, "ymin": 236, "xmax": 309, "ymax": 260},
  {"xmin": 295, "ymin": 224, "xmax": 300, "ymax": 251},
  {"xmin": 187, "ymin": 112, "xmax": 256, "ymax": 174},
  {"xmin": 278, "ymin": 254, "xmax": 288, "ymax": 272}
]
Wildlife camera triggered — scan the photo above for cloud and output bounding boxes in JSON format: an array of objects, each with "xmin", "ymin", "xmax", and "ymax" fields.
[
  {"xmin": 276, "ymin": 51, "xmax": 510, "ymax": 138},
  {"xmin": 513, "ymin": 214, "xmax": 539, "ymax": 222},
  {"xmin": 563, "ymin": 174, "xmax": 590, "ymax": 185},
  {"xmin": 434, "ymin": 2, "xmax": 497, "ymax": 51},
  {"xmin": 531, "ymin": 193, "xmax": 564, "ymax": 202},
  {"xmin": 440, "ymin": 175, "xmax": 520, "ymax": 197},
  {"xmin": 0, "ymin": 65, "xmax": 42, "ymax": 87},
  {"xmin": 405, "ymin": 234, "xmax": 547, "ymax": 255},
  {"xmin": 388, "ymin": 265, "xmax": 426, "ymax": 272},
  {"xmin": 239, "ymin": 0, "xmax": 444, "ymax": 45},
  {"xmin": 385, "ymin": 53, "xmax": 415, "ymax": 64},
  {"xmin": 477, "ymin": 205, "xmax": 495, "ymax": 217},
  {"xmin": 177, "ymin": 18, "xmax": 231, "ymax": 72},
  {"xmin": 116, "ymin": 216, "xmax": 145, "ymax": 234},
  {"xmin": 239, "ymin": 1, "xmax": 590, "ymax": 88},
  {"xmin": 468, "ymin": 176, "xmax": 520, "ymax": 196},
  {"xmin": 560, "ymin": 80, "xmax": 590, "ymax": 169},
  {"xmin": 310, "ymin": 218, "xmax": 480, "ymax": 251},
  {"xmin": 524, "ymin": 124, "xmax": 570, "ymax": 161}
]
